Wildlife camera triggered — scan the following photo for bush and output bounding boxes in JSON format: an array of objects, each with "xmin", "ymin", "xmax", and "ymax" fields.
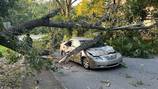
[
  {"xmin": 25, "ymin": 48, "xmax": 54, "ymax": 71},
  {"xmin": 106, "ymin": 31, "xmax": 158, "ymax": 58},
  {"xmin": 4, "ymin": 49, "xmax": 21, "ymax": 64}
]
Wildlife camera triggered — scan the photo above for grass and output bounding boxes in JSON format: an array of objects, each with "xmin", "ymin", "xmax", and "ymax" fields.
[
  {"xmin": 0, "ymin": 45, "xmax": 8, "ymax": 56},
  {"xmin": 0, "ymin": 45, "xmax": 7, "ymax": 52}
]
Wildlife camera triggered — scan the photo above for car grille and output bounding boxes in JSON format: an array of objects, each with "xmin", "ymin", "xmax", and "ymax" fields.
[
  {"xmin": 106, "ymin": 63, "xmax": 119, "ymax": 67},
  {"xmin": 108, "ymin": 51, "xmax": 116, "ymax": 54}
]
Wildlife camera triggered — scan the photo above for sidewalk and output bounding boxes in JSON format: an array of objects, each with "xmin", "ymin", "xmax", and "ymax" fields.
[{"xmin": 21, "ymin": 70, "xmax": 64, "ymax": 89}]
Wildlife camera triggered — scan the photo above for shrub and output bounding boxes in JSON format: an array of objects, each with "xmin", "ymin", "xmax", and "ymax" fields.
[
  {"xmin": 25, "ymin": 48, "xmax": 54, "ymax": 71},
  {"xmin": 106, "ymin": 31, "xmax": 158, "ymax": 58},
  {"xmin": 4, "ymin": 49, "xmax": 21, "ymax": 64}
]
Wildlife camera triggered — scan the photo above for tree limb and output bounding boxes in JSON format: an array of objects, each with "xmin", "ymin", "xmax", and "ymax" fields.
[
  {"xmin": 58, "ymin": 22, "xmax": 156, "ymax": 63},
  {"xmin": 59, "ymin": 33, "xmax": 102, "ymax": 63},
  {"xmin": 0, "ymin": 9, "xmax": 60, "ymax": 53},
  {"xmin": 55, "ymin": 0, "xmax": 66, "ymax": 15},
  {"xmin": 0, "ymin": 8, "xmax": 157, "ymax": 60},
  {"xmin": 71, "ymin": 0, "xmax": 77, "ymax": 5}
]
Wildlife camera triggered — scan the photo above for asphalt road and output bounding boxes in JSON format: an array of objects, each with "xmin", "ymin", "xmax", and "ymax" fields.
[{"xmin": 55, "ymin": 57, "xmax": 158, "ymax": 89}]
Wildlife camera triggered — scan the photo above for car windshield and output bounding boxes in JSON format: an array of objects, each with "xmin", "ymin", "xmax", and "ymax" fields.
[
  {"xmin": 87, "ymin": 46, "xmax": 115, "ymax": 56},
  {"xmin": 80, "ymin": 40, "xmax": 93, "ymax": 44}
]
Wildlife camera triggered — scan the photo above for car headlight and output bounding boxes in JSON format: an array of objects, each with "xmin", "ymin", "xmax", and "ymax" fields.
[{"xmin": 94, "ymin": 57, "xmax": 101, "ymax": 60}]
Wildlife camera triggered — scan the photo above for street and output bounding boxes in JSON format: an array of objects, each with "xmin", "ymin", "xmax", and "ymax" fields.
[{"xmin": 55, "ymin": 57, "xmax": 158, "ymax": 89}]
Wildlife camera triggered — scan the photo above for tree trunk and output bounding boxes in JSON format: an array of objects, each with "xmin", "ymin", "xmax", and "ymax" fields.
[{"xmin": 58, "ymin": 33, "xmax": 103, "ymax": 63}]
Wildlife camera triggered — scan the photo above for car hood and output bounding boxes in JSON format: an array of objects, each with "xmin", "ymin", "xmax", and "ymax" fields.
[{"xmin": 86, "ymin": 46, "xmax": 115, "ymax": 56}]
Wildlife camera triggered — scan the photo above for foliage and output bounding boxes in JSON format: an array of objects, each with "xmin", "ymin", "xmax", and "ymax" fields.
[
  {"xmin": 73, "ymin": 0, "xmax": 158, "ymax": 58},
  {"xmin": 1, "ymin": 0, "xmax": 158, "ymax": 64},
  {"xmin": 33, "ymin": 30, "xmax": 64, "ymax": 51},
  {"xmin": 0, "ymin": 0, "xmax": 15, "ymax": 29},
  {"xmin": 124, "ymin": 0, "xmax": 158, "ymax": 22},
  {"xmin": 0, "ymin": 45, "xmax": 8, "ymax": 54},
  {"xmin": 0, "ymin": 0, "xmax": 16, "ymax": 17},
  {"xmin": 106, "ymin": 31, "xmax": 158, "ymax": 58},
  {"xmin": 4, "ymin": 49, "xmax": 21, "ymax": 64},
  {"xmin": 0, "ymin": 45, "xmax": 9, "ymax": 58},
  {"xmin": 75, "ymin": 0, "xmax": 105, "ymax": 17},
  {"xmin": 24, "ymin": 48, "xmax": 54, "ymax": 71}
]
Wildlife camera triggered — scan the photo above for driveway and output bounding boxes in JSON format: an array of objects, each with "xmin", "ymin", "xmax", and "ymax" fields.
[{"xmin": 55, "ymin": 57, "xmax": 158, "ymax": 89}]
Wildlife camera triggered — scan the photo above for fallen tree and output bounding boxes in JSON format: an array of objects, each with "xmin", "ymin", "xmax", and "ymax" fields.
[
  {"xmin": 0, "ymin": 9, "xmax": 157, "ymax": 62},
  {"xmin": 58, "ymin": 33, "xmax": 103, "ymax": 63}
]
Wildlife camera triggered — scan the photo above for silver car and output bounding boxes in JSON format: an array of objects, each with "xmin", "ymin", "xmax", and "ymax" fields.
[{"xmin": 60, "ymin": 37, "xmax": 123, "ymax": 69}]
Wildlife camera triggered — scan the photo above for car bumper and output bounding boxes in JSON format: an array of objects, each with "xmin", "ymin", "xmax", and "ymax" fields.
[{"xmin": 89, "ymin": 56, "xmax": 123, "ymax": 69}]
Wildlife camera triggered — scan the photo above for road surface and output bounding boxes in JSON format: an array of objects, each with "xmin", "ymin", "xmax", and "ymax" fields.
[{"xmin": 55, "ymin": 57, "xmax": 158, "ymax": 89}]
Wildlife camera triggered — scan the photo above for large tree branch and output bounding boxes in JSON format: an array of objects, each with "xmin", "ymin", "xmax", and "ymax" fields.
[
  {"xmin": 58, "ymin": 22, "xmax": 157, "ymax": 63},
  {"xmin": 0, "ymin": 9, "xmax": 60, "ymax": 53},
  {"xmin": 0, "ymin": 8, "xmax": 157, "ymax": 60},
  {"xmin": 0, "ymin": 18, "xmax": 156, "ymax": 54},
  {"xmin": 46, "ymin": 21, "xmax": 156, "ymax": 31},
  {"xmin": 1, "ymin": 9, "xmax": 60, "ymax": 36},
  {"xmin": 71, "ymin": 0, "xmax": 77, "ymax": 5},
  {"xmin": 59, "ymin": 33, "xmax": 102, "ymax": 63}
]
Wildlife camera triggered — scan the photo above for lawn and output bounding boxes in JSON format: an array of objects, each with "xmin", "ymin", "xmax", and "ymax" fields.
[{"xmin": 0, "ymin": 45, "xmax": 8, "ymax": 55}]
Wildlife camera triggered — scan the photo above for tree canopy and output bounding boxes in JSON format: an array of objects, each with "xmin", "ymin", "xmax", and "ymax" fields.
[{"xmin": 1, "ymin": 0, "xmax": 158, "ymax": 59}]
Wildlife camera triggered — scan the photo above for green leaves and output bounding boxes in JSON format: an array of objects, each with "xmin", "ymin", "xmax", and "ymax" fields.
[
  {"xmin": 25, "ymin": 48, "xmax": 53, "ymax": 71},
  {"xmin": 106, "ymin": 31, "xmax": 157, "ymax": 58},
  {"xmin": 4, "ymin": 49, "xmax": 21, "ymax": 64},
  {"xmin": 0, "ymin": 0, "xmax": 17, "ymax": 17}
]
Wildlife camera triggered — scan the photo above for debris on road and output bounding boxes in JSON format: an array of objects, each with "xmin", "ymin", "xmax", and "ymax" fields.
[
  {"xmin": 120, "ymin": 62, "xmax": 128, "ymax": 68},
  {"xmin": 125, "ymin": 74, "xmax": 133, "ymax": 78},
  {"xmin": 129, "ymin": 80, "xmax": 145, "ymax": 87},
  {"xmin": 100, "ymin": 80, "xmax": 111, "ymax": 87}
]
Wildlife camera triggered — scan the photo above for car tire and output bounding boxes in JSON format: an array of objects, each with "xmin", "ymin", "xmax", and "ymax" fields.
[{"xmin": 82, "ymin": 58, "xmax": 90, "ymax": 69}]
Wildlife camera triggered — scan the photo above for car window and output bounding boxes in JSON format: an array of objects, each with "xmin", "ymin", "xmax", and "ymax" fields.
[
  {"xmin": 65, "ymin": 41, "xmax": 72, "ymax": 46},
  {"xmin": 72, "ymin": 40, "xmax": 81, "ymax": 47},
  {"xmin": 79, "ymin": 40, "xmax": 88, "ymax": 44}
]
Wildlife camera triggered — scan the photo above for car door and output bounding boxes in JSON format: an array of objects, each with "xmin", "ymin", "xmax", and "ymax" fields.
[
  {"xmin": 70, "ymin": 40, "xmax": 82, "ymax": 63},
  {"xmin": 71, "ymin": 52, "xmax": 81, "ymax": 63}
]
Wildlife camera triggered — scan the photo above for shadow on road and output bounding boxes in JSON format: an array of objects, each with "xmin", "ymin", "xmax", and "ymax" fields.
[
  {"xmin": 68, "ymin": 61, "xmax": 125, "ymax": 72},
  {"xmin": 90, "ymin": 65, "xmax": 124, "ymax": 72}
]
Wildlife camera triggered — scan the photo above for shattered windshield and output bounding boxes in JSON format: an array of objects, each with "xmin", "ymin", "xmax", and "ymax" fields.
[{"xmin": 87, "ymin": 46, "xmax": 115, "ymax": 56}]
